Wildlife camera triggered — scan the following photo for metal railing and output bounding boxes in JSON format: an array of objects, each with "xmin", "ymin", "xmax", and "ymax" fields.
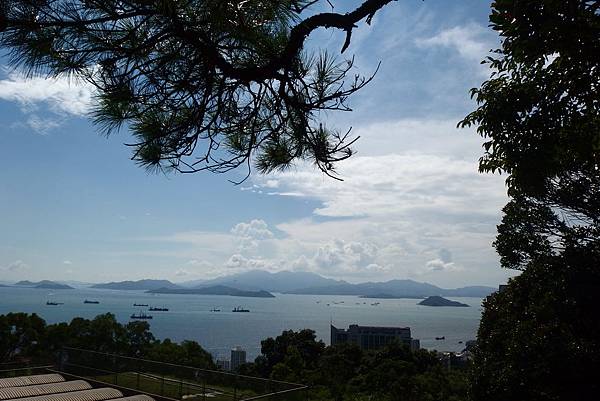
[{"xmin": 57, "ymin": 347, "xmax": 309, "ymax": 401}]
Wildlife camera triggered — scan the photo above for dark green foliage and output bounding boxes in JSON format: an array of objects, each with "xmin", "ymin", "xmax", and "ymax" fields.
[
  {"xmin": 460, "ymin": 0, "xmax": 600, "ymax": 271},
  {"xmin": 0, "ymin": 0, "xmax": 395, "ymax": 179},
  {"xmin": 0, "ymin": 312, "xmax": 46, "ymax": 361},
  {"xmin": 461, "ymin": 0, "xmax": 600, "ymax": 191},
  {"xmin": 472, "ymin": 244, "xmax": 600, "ymax": 401},
  {"xmin": 463, "ymin": 2, "xmax": 600, "ymax": 400},
  {"xmin": 259, "ymin": 329, "xmax": 325, "ymax": 377},
  {"xmin": 0, "ymin": 313, "xmax": 213, "ymax": 369},
  {"xmin": 242, "ymin": 330, "xmax": 468, "ymax": 401}
]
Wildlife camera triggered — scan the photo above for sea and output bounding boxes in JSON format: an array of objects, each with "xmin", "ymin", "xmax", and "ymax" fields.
[{"xmin": 0, "ymin": 286, "xmax": 484, "ymax": 360}]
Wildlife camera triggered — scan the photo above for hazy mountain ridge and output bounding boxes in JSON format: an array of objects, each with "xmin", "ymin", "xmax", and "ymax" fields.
[
  {"xmin": 14, "ymin": 280, "xmax": 73, "ymax": 289},
  {"xmin": 147, "ymin": 285, "xmax": 275, "ymax": 298},
  {"xmin": 21, "ymin": 271, "xmax": 496, "ymax": 297},
  {"xmin": 181, "ymin": 270, "xmax": 346, "ymax": 292},
  {"xmin": 91, "ymin": 279, "xmax": 180, "ymax": 290},
  {"xmin": 287, "ymin": 279, "xmax": 496, "ymax": 298}
]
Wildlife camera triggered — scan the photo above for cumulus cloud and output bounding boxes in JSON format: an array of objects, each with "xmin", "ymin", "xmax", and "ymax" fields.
[
  {"xmin": 225, "ymin": 254, "xmax": 280, "ymax": 271},
  {"xmin": 425, "ymin": 258, "xmax": 461, "ymax": 272},
  {"xmin": 286, "ymin": 239, "xmax": 390, "ymax": 277},
  {"xmin": 231, "ymin": 219, "xmax": 273, "ymax": 240},
  {"xmin": 2, "ymin": 260, "xmax": 30, "ymax": 272},
  {"xmin": 0, "ymin": 71, "xmax": 93, "ymax": 116},
  {"xmin": 231, "ymin": 219, "xmax": 274, "ymax": 251}
]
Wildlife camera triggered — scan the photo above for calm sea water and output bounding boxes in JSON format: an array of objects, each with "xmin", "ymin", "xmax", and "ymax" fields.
[{"xmin": 0, "ymin": 287, "xmax": 484, "ymax": 360}]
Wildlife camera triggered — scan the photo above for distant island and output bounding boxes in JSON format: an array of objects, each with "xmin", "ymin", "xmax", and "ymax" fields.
[
  {"xmin": 418, "ymin": 296, "xmax": 469, "ymax": 307},
  {"xmin": 358, "ymin": 293, "xmax": 424, "ymax": 299},
  {"xmin": 147, "ymin": 285, "xmax": 275, "ymax": 298},
  {"xmin": 14, "ymin": 280, "xmax": 74, "ymax": 290},
  {"xmin": 91, "ymin": 279, "xmax": 180, "ymax": 290}
]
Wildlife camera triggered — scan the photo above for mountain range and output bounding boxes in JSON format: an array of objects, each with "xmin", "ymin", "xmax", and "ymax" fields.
[
  {"xmin": 91, "ymin": 279, "xmax": 180, "ymax": 290},
  {"xmin": 194, "ymin": 270, "xmax": 496, "ymax": 297},
  {"xmin": 12, "ymin": 270, "xmax": 497, "ymax": 298},
  {"xmin": 14, "ymin": 280, "xmax": 74, "ymax": 289},
  {"xmin": 287, "ymin": 279, "xmax": 495, "ymax": 298},
  {"xmin": 147, "ymin": 285, "xmax": 275, "ymax": 298},
  {"xmin": 180, "ymin": 270, "xmax": 345, "ymax": 292}
]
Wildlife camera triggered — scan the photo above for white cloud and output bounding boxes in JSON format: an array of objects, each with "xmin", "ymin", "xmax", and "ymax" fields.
[
  {"xmin": 425, "ymin": 259, "xmax": 461, "ymax": 272},
  {"xmin": 175, "ymin": 269, "xmax": 192, "ymax": 276},
  {"xmin": 225, "ymin": 254, "xmax": 280, "ymax": 271},
  {"xmin": 24, "ymin": 116, "xmax": 63, "ymax": 135},
  {"xmin": 0, "ymin": 71, "xmax": 94, "ymax": 116},
  {"xmin": 2, "ymin": 260, "xmax": 30, "ymax": 272},
  {"xmin": 256, "ymin": 153, "xmax": 506, "ymax": 219},
  {"xmin": 231, "ymin": 219, "xmax": 274, "ymax": 252},
  {"xmin": 305, "ymin": 239, "xmax": 390, "ymax": 277},
  {"xmin": 231, "ymin": 219, "xmax": 273, "ymax": 240},
  {"xmin": 416, "ymin": 23, "xmax": 492, "ymax": 61},
  {"xmin": 416, "ymin": 23, "xmax": 495, "ymax": 76}
]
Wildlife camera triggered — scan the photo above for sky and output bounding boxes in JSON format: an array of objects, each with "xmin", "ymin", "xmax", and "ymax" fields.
[{"xmin": 0, "ymin": 0, "xmax": 519, "ymax": 287}]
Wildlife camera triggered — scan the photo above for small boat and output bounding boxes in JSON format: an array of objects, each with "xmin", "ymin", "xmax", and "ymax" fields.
[
  {"xmin": 435, "ymin": 336, "xmax": 445, "ymax": 340},
  {"xmin": 232, "ymin": 306, "xmax": 250, "ymax": 312},
  {"xmin": 149, "ymin": 306, "xmax": 169, "ymax": 311},
  {"xmin": 131, "ymin": 312, "xmax": 153, "ymax": 320},
  {"xmin": 371, "ymin": 302, "xmax": 380, "ymax": 306},
  {"xmin": 84, "ymin": 300, "xmax": 99, "ymax": 304},
  {"xmin": 458, "ymin": 341, "xmax": 463, "ymax": 344},
  {"xmin": 46, "ymin": 301, "xmax": 62, "ymax": 306},
  {"xmin": 133, "ymin": 303, "xmax": 148, "ymax": 307},
  {"xmin": 210, "ymin": 308, "xmax": 221, "ymax": 312}
]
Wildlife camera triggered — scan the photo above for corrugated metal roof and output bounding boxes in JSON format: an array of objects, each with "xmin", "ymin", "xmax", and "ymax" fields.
[
  {"xmin": 4, "ymin": 388, "xmax": 124, "ymax": 401},
  {"xmin": 111, "ymin": 396, "xmax": 154, "ymax": 401},
  {"xmin": 0, "ymin": 380, "xmax": 92, "ymax": 400},
  {"xmin": 0, "ymin": 375, "xmax": 65, "ymax": 389}
]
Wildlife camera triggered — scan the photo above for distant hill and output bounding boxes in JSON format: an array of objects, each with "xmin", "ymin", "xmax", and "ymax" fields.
[
  {"xmin": 14, "ymin": 280, "xmax": 73, "ymax": 289},
  {"xmin": 92, "ymin": 279, "xmax": 180, "ymax": 290},
  {"xmin": 36, "ymin": 281, "xmax": 74, "ymax": 289},
  {"xmin": 418, "ymin": 296, "xmax": 469, "ymax": 307},
  {"xmin": 181, "ymin": 270, "xmax": 345, "ymax": 292},
  {"xmin": 14, "ymin": 280, "xmax": 36, "ymax": 286},
  {"xmin": 358, "ymin": 293, "xmax": 424, "ymax": 299},
  {"xmin": 147, "ymin": 285, "xmax": 275, "ymax": 298},
  {"xmin": 287, "ymin": 279, "xmax": 495, "ymax": 298}
]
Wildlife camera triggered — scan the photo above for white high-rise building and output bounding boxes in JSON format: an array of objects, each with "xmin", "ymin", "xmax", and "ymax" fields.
[{"xmin": 230, "ymin": 346, "xmax": 247, "ymax": 371}]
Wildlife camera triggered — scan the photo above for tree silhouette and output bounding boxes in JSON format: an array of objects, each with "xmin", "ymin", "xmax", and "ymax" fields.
[{"xmin": 1, "ymin": 0, "xmax": 396, "ymax": 180}]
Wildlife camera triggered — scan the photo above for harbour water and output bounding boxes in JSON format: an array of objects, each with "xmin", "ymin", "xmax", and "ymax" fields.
[{"xmin": 0, "ymin": 286, "xmax": 484, "ymax": 360}]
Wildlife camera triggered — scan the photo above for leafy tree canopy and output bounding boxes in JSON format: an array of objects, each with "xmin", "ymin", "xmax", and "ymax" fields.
[
  {"xmin": 472, "ymin": 243, "xmax": 600, "ymax": 401},
  {"xmin": 461, "ymin": 0, "xmax": 600, "ymax": 270},
  {"xmin": 0, "ymin": 0, "xmax": 395, "ymax": 180}
]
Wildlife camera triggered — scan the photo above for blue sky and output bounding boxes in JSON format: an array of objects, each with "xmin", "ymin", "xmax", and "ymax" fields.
[{"xmin": 0, "ymin": 0, "xmax": 518, "ymax": 287}]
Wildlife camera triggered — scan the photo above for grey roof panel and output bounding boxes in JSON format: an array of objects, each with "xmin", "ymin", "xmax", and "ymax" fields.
[
  {"xmin": 4, "ymin": 388, "xmax": 123, "ymax": 401},
  {"xmin": 0, "ymin": 380, "xmax": 92, "ymax": 400},
  {"xmin": 111, "ymin": 396, "xmax": 154, "ymax": 401},
  {"xmin": 0, "ymin": 375, "xmax": 65, "ymax": 389}
]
